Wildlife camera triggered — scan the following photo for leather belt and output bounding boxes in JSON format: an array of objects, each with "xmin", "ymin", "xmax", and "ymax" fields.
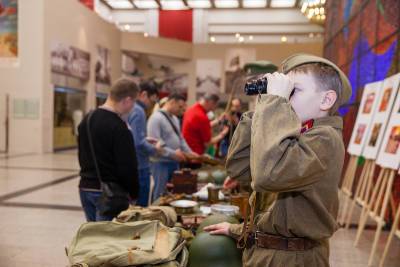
[{"xmin": 246, "ymin": 231, "xmax": 319, "ymax": 251}]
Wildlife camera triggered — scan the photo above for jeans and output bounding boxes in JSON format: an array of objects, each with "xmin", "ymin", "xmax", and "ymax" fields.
[
  {"xmin": 137, "ymin": 168, "xmax": 151, "ymax": 207},
  {"xmin": 79, "ymin": 189, "xmax": 114, "ymax": 221},
  {"xmin": 219, "ymin": 138, "xmax": 229, "ymax": 157},
  {"xmin": 151, "ymin": 161, "xmax": 180, "ymax": 201}
]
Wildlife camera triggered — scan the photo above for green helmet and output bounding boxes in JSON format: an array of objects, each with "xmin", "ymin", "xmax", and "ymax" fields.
[
  {"xmin": 188, "ymin": 232, "xmax": 242, "ymax": 267},
  {"xmin": 196, "ymin": 214, "xmax": 239, "ymax": 234}
]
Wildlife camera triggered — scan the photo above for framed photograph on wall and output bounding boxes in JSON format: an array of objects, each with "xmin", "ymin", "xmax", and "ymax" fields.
[
  {"xmin": 0, "ymin": 0, "xmax": 18, "ymax": 66},
  {"xmin": 196, "ymin": 59, "xmax": 221, "ymax": 98},
  {"xmin": 363, "ymin": 73, "xmax": 400, "ymax": 159},
  {"xmin": 347, "ymin": 81, "xmax": 383, "ymax": 156}
]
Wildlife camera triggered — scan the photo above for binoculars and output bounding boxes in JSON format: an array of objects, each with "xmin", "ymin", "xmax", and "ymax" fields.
[
  {"xmin": 244, "ymin": 76, "xmax": 295, "ymax": 97},
  {"xmin": 244, "ymin": 77, "xmax": 268, "ymax": 95}
]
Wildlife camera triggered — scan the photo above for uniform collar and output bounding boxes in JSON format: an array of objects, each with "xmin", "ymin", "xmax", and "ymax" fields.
[{"xmin": 301, "ymin": 116, "xmax": 343, "ymax": 133}]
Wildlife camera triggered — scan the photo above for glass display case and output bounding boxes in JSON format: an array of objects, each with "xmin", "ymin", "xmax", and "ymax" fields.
[{"xmin": 53, "ymin": 87, "xmax": 86, "ymax": 150}]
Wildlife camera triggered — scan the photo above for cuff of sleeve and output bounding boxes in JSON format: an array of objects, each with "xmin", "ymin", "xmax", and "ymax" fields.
[{"xmin": 229, "ymin": 223, "xmax": 244, "ymax": 240}]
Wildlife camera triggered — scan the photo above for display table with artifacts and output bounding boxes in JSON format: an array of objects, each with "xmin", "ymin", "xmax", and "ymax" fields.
[{"xmin": 66, "ymin": 166, "xmax": 246, "ymax": 267}]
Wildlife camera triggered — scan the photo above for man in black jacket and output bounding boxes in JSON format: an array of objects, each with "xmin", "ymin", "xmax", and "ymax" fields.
[{"xmin": 78, "ymin": 78, "xmax": 139, "ymax": 221}]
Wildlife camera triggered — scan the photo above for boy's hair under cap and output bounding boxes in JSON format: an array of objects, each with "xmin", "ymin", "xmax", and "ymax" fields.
[{"xmin": 281, "ymin": 53, "xmax": 352, "ymax": 106}]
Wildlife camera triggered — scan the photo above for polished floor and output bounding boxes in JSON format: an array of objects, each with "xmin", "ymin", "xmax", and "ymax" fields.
[{"xmin": 0, "ymin": 151, "xmax": 399, "ymax": 267}]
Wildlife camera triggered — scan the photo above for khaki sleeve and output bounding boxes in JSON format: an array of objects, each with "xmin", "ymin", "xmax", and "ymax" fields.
[
  {"xmin": 225, "ymin": 111, "xmax": 253, "ymax": 183},
  {"xmin": 228, "ymin": 223, "xmax": 244, "ymax": 240},
  {"xmin": 250, "ymin": 95, "xmax": 328, "ymax": 193}
]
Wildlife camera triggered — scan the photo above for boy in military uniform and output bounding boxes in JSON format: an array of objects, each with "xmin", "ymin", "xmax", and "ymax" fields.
[{"xmin": 205, "ymin": 54, "xmax": 352, "ymax": 267}]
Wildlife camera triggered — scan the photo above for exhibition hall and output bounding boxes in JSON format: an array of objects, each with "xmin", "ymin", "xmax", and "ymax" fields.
[{"xmin": 0, "ymin": 0, "xmax": 399, "ymax": 266}]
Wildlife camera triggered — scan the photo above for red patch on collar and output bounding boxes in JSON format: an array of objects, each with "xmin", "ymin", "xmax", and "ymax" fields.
[{"xmin": 301, "ymin": 119, "xmax": 314, "ymax": 134}]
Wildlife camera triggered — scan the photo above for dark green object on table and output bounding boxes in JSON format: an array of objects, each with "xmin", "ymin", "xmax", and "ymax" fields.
[{"xmin": 188, "ymin": 232, "xmax": 242, "ymax": 267}]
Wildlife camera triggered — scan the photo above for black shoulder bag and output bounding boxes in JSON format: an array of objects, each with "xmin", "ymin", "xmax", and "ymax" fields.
[{"xmin": 86, "ymin": 110, "xmax": 129, "ymax": 218}]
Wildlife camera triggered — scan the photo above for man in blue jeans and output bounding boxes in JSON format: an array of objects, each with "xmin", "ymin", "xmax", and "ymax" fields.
[
  {"xmin": 127, "ymin": 81, "xmax": 163, "ymax": 206},
  {"xmin": 78, "ymin": 78, "xmax": 139, "ymax": 221},
  {"xmin": 147, "ymin": 94, "xmax": 199, "ymax": 201}
]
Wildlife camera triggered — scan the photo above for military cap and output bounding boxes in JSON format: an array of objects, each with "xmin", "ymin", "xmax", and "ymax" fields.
[
  {"xmin": 281, "ymin": 53, "xmax": 352, "ymax": 106},
  {"xmin": 244, "ymin": 61, "xmax": 278, "ymax": 75}
]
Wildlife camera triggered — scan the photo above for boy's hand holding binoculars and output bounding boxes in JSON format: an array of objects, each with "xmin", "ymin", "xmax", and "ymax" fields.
[{"xmin": 262, "ymin": 72, "xmax": 294, "ymax": 100}]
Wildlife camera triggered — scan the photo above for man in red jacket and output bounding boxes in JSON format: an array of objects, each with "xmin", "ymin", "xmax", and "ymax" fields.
[{"xmin": 182, "ymin": 93, "xmax": 229, "ymax": 156}]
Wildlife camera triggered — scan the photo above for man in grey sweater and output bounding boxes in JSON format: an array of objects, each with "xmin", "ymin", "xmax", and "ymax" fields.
[{"xmin": 147, "ymin": 94, "xmax": 198, "ymax": 200}]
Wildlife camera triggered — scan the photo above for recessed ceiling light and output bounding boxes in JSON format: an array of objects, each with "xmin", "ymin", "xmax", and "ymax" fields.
[
  {"xmin": 161, "ymin": 0, "xmax": 187, "ymax": 10},
  {"xmin": 270, "ymin": 0, "xmax": 296, "ymax": 8},
  {"xmin": 210, "ymin": 36, "xmax": 216, "ymax": 42},
  {"xmin": 243, "ymin": 0, "xmax": 266, "ymax": 8},
  {"xmin": 133, "ymin": 0, "xmax": 159, "ymax": 9},
  {"xmin": 235, "ymin": 33, "xmax": 240, "ymax": 38},
  {"xmin": 124, "ymin": 24, "xmax": 131, "ymax": 30},
  {"xmin": 214, "ymin": 0, "xmax": 239, "ymax": 8},
  {"xmin": 106, "ymin": 0, "xmax": 134, "ymax": 9},
  {"xmin": 281, "ymin": 36, "xmax": 287, "ymax": 42},
  {"xmin": 249, "ymin": 35, "xmax": 254, "ymax": 40},
  {"xmin": 188, "ymin": 0, "xmax": 211, "ymax": 8},
  {"xmin": 238, "ymin": 36, "xmax": 245, "ymax": 43}
]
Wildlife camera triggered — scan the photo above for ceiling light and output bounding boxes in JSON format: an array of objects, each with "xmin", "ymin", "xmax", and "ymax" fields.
[
  {"xmin": 133, "ymin": 0, "xmax": 159, "ymax": 9},
  {"xmin": 249, "ymin": 35, "xmax": 254, "ymax": 41},
  {"xmin": 270, "ymin": 0, "xmax": 296, "ymax": 8},
  {"xmin": 106, "ymin": 0, "xmax": 133, "ymax": 9},
  {"xmin": 161, "ymin": 0, "xmax": 187, "ymax": 10},
  {"xmin": 144, "ymin": 32, "xmax": 149, "ymax": 37},
  {"xmin": 210, "ymin": 36, "xmax": 216, "ymax": 42},
  {"xmin": 243, "ymin": 0, "xmax": 266, "ymax": 8},
  {"xmin": 281, "ymin": 36, "xmax": 287, "ymax": 42},
  {"xmin": 238, "ymin": 36, "xmax": 245, "ymax": 43},
  {"xmin": 235, "ymin": 33, "xmax": 240, "ymax": 38},
  {"xmin": 188, "ymin": 0, "xmax": 211, "ymax": 8},
  {"xmin": 124, "ymin": 24, "xmax": 131, "ymax": 30},
  {"xmin": 214, "ymin": 0, "xmax": 239, "ymax": 8}
]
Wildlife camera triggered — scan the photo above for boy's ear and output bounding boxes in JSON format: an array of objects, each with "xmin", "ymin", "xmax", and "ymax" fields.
[{"xmin": 320, "ymin": 90, "xmax": 337, "ymax": 111}]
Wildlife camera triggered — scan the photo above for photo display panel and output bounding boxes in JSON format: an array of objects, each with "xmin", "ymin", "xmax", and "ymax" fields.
[
  {"xmin": 348, "ymin": 81, "xmax": 383, "ymax": 156},
  {"xmin": 363, "ymin": 73, "xmax": 400, "ymax": 159},
  {"xmin": 376, "ymin": 87, "xmax": 400, "ymax": 170}
]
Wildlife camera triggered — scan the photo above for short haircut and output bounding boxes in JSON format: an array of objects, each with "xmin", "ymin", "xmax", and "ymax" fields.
[
  {"xmin": 109, "ymin": 78, "xmax": 139, "ymax": 102},
  {"xmin": 232, "ymin": 98, "xmax": 242, "ymax": 104},
  {"xmin": 202, "ymin": 93, "xmax": 220, "ymax": 103},
  {"xmin": 168, "ymin": 93, "xmax": 186, "ymax": 102},
  {"xmin": 139, "ymin": 81, "xmax": 159, "ymax": 97},
  {"xmin": 291, "ymin": 63, "xmax": 343, "ymax": 113}
]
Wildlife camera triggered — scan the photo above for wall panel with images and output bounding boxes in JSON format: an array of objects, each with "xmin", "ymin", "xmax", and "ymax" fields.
[
  {"xmin": 363, "ymin": 73, "xmax": 400, "ymax": 159},
  {"xmin": 348, "ymin": 81, "xmax": 383, "ymax": 155},
  {"xmin": 0, "ymin": 0, "xmax": 18, "ymax": 65},
  {"xmin": 376, "ymin": 88, "xmax": 400, "ymax": 170},
  {"xmin": 224, "ymin": 48, "xmax": 256, "ymax": 94},
  {"xmin": 95, "ymin": 45, "xmax": 111, "ymax": 94},
  {"xmin": 196, "ymin": 59, "xmax": 221, "ymax": 99}
]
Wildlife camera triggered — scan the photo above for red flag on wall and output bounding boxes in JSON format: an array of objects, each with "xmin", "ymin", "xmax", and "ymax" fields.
[
  {"xmin": 79, "ymin": 0, "xmax": 94, "ymax": 10},
  {"xmin": 159, "ymin": 10, "xmax": 193, "ymax": 42}
]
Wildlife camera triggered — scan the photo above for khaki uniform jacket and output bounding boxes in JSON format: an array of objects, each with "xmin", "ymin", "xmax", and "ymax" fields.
[{"xmin": 227, "ymin": 95, "xmax": 345, "ymax": 267}]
